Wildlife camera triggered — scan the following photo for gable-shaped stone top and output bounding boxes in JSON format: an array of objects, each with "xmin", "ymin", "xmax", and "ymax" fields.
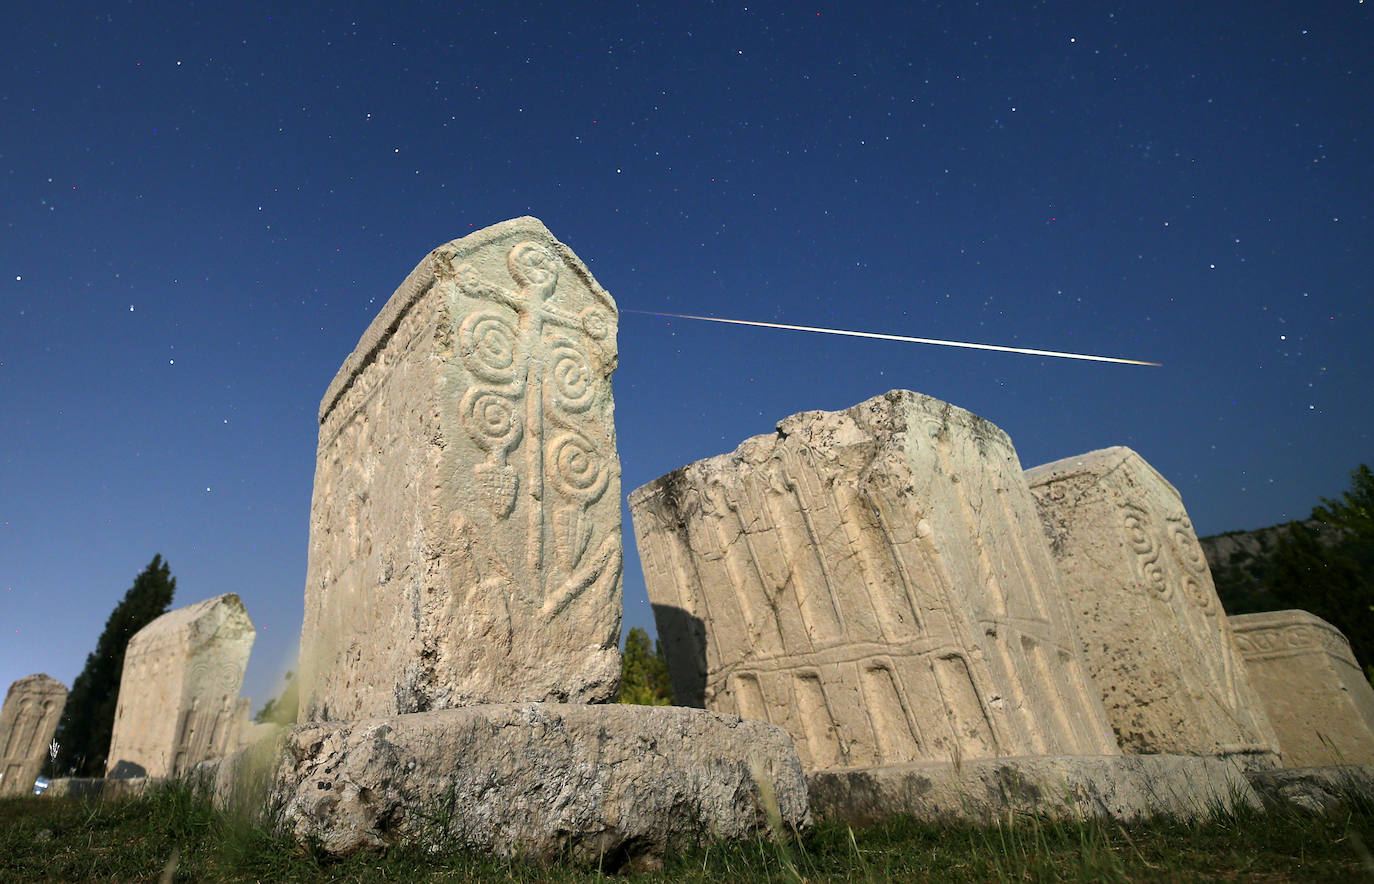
[
  {"xmin": 1229, "ymin": 609, "xmax": 1356, "ymax": 658},
  {"xmin": 317, "ymin": 216, "xmax": 615, "ymax": 425},
  {"xmin": 127, "ymin": 593, "xmax": 255, "ymax": 659},
  {"xmin": 4, "ymin": 673, "xmax": 66, "ymax": 701}
]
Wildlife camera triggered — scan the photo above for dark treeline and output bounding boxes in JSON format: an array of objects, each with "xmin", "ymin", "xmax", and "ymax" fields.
[{"xmin": 1210, "ymin": 464, "xmax": 1374, "ymax": 683}]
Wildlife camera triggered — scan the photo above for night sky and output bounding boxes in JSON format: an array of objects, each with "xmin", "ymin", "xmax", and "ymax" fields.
[{"xmin": 3, "ymin": 2, "xmax": 1371, "ymax": 713}]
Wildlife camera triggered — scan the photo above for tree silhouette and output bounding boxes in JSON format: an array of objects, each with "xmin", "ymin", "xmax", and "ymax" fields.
[{"xmin": 619, "ymin": 627, "xmax": 674, "ymax": 706}]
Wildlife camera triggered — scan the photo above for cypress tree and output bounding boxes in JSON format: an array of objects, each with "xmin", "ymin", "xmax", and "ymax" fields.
[
  {"xmin": 54, "ymin": 555, "xmax": 176, "ymax": 776},
  {"xmin": 619, "ymin": 626, "xmax": 675, "ymax": 706}
]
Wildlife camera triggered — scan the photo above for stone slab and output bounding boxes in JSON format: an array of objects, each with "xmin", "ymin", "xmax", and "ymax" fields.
[
  {"xmin": 807, "ymin": 754, "xmax": 1261, "ymax": 825},
  {"xmin": 263, "ymin": 703, "xmax": 809, "ymax": 868},
  {"xmin": 43, "ymin": 776, "xmax": 158, "ymax": 800},
  {"xmin": 298, "ymin": 217, "xmax": 623, "ymax": 721},
  {"xmin": 106, "ymin": 594, "xmax": 255, "ymax": 778},
  {"xmin": 1026, "ymin": 447, "xmax": 1281, "ymax": 768},
  {"xmin": 0, "ymin": 674, "xmax": 67, "ymax": 797},
  {"xmin": 1245, "ymin": 764, "xmax": 1374, "ymax": 814},
  {"xmin": 1231, "ymin": 610, "xmax": 1374, "ymax": 766},
  {"xmin": 630, "ymin": 390, "xmax": 1118, "ymax": 772}
]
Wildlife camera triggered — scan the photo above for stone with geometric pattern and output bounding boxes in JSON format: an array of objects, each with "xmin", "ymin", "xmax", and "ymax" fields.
[
  {"xmin": 1027, "ymin": 447, "xmax": 1281, "ymax": 769},
  {"xmin": 630, "ymin": 390, "xmax": 1121, "ymax": 773}
]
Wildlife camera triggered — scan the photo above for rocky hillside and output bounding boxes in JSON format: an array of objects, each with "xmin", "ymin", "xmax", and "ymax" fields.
[{"xmin": 1201, "ymin": 520, "xmax": 1348, "ymax": 615}]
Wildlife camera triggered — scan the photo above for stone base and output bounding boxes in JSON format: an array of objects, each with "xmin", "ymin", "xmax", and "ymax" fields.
[
  {"xmin": 42, "ymin": 776, "xmax": 159, "ymax": 799},
  {"xmin": 1245, "ymin": 764, "xmax": 1374, "ymax": 814},
  {"xmin": 235, "ymin": 703, "xmax": 808, "ymax": 868},
  {"xmin": 807, "ymin": 755, "xmax": 1261, "ymax": 824}
]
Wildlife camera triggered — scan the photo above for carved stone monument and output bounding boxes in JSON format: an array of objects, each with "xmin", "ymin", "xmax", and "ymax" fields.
[
  {"xmin": 298, "ymin": 217, "xmax": 622, "ymax": 720},
  {"xmin": 630, "ymin": 390, "xmax": 1120, "ymax": 772},
  {"xmin": 0, "ymin": 674, "xmax": 66, "ymax": 796},
  {"xmin": 264, "ymin": 219, "xmax": 810, "ymax": 865},
  {"xmin": 1026, "ymin": 447, "xmax": 1281, "ymax": 768},
  {"xmin": 1231, "ymin": 610, "xmax": 1374, "ymax": 766},
  {"xmin": 106, "ymin": 594, "xmax": 255, "ymax": 778}
]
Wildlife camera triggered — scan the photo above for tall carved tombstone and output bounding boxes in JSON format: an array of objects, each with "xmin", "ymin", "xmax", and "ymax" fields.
[
  {"xmin": 0, "ymin": 674, "xmax": 66, "ymax": 796},
  {"xmin": 630, "ymin": 390, "xmax": 1119, "ymax": 772},
  {"xmin": 106, "ymin": 594, "xmax": 255, "ymax": 778},
  {"xmin": 297, "ymin": 217, "xmax": 622, "ymax": 721},
  {"xmin": 1231, "ymin": 610, "xmax": 1374, "ymax": 767},
  {"xmin": 257, "ymin": 219, "xmax": 810, "ymax": 863},
  {"xmin": 1026, "ymin": 447, "xmax": 1281, "ymax": 768}
]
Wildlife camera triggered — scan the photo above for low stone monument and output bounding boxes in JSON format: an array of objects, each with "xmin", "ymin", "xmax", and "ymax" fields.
[
  {"xmin": 264, "ymin": 218, "xmax": 809, "ymax": 866},
  {"xmin": 0, "ymin": 674, "xmax": 66, "ymax": 796},
  {"xmin": 1026, "ymin": 447, "xmax": 1281, "ymax": 768},
  {"xmin": 1231, "ymin": 610, "xmax": 1374, "ymax": 766},
  {"xmin": 106, "ymin": 594, "xmax": 255, "ymax": 778},
  {"xmin": 630, "ymin": 390, "xmax": 1121, "ymax": 770}
]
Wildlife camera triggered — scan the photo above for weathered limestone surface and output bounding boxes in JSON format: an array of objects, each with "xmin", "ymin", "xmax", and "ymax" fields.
[
  {"xmin": 808, "ymin": 754, "xmax": 1261, "ymax": 824},
  {"xmin": 0, "ymin": 674, "xmax": 66, "ymax": 796},
  {"xmin": 1231, "ymin": 610, "xmax": 1374, "ymax": 766},
  {"xmin": 106, "ymin": 594, "xmax": 255, "ymax": 778},
  {"xmin": 263, "ymin": 704, "xmax": 809, "ymax": 867},
  {"xmin": 630, "ymin": 390, "xmax": 1119, "ymax": 772},
  {"xmin": 298, "ymin": 217, "xmax": 622, "ymax": 721},
  {"xmin": 1026, "ymin": 447, "xmax": 1281, "ymax": 767},
  {"xmin": 1246, "ymin": 764, "xmax": 1374, "ymax": 814}
]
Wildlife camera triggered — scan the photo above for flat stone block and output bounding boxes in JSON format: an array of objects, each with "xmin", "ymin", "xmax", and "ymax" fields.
[
  {"xmin": 1231, "ymin": 610, "xmax": 1374, "ymax": 766},
  {"xmin": 1245, "ymin": 764, "xmax": 1374, "ymax": 814},
  {"xmin": 808, "ymin": 754, "xmax": 1261, "ymax": 825},
  {"xmin": 268, "ymin": 703, "xmax": 810, "ymax": 867}
]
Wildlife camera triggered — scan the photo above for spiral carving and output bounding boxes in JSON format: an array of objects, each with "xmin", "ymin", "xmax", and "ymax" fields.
[
  {"xmin": 1122, "ymin": 506, "xmax": 1168, "ymax": 597},
  {"xmin": 1182, "ymin": 576, "xmax": 1212, "ymax": 610},
  {"xmin": 548, "ymin": 340, "xmax": 595, "ymax": 414},
  {"xmin": 1123, "ymin": 508, "xmax": 1152, "ymax": 554},
  {"xmin": 547, "ymin": 431, "xmax": 609, "ymax": 504},
  {"xmin": 187, "ymin": 656, "xmax": 241, "ymax": 696},
  {"xmin": 508, "ymin": 241, "xmax": 559, "ymax": 288},
  {"xmin": 460, "ymin": 312, "xmax": 519, "ymax": 384},
  {"xmin": 581, "ymin": 307, "xmax": 611, "ymax": 340},
  {"xmin": 1169, "ymin": 517, "xmax": 1208, "ymax": 574},
  {"xmin": 460, "ymin": 387, "xmax": 523, "ymax": 454}
]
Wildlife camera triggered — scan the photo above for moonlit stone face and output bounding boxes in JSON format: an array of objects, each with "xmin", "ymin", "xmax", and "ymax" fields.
[
  {"xmin": 1027, "ymin": 447, "xmax": 1281, "ymax": 768},
  {"xmin": 297, "ymin": 218, "xmax": 623, "ymax": 723},
  {"xmin": 631, "ymin": 390, "xmax": 1119, "ymax": 772}
]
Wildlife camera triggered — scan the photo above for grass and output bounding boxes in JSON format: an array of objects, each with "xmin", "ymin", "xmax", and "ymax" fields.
[{"xmin": 2, "ymin": 780, "xmax": 1372, "ymax": 883}]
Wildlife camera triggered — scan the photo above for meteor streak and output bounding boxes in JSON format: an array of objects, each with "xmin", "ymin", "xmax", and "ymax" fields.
[{"xmin": 625, "ymin": 310, "xmax": 1161, "ymax": 367}]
